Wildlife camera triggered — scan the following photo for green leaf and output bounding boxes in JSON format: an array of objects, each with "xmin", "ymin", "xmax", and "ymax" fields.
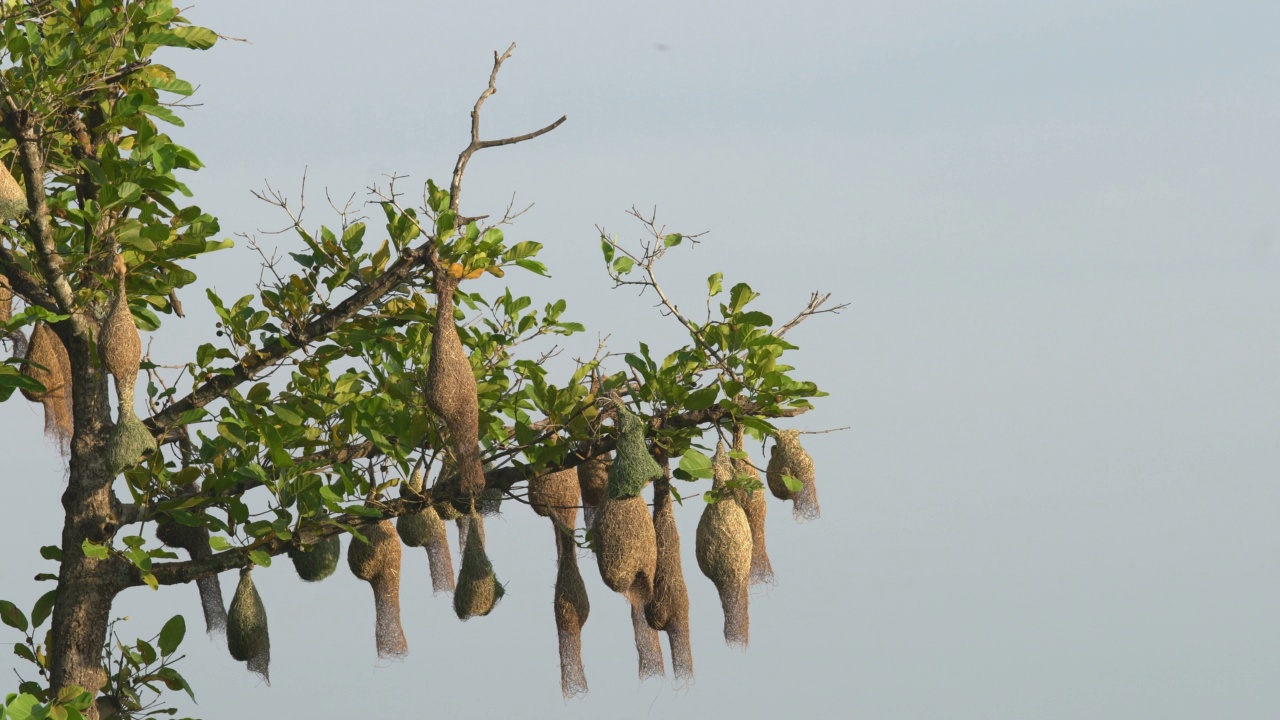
[
  {"xmin": 663, "ymin": 233, "xmax": 682, "ymax": 247},
  {"xmin": 2, "ymin": 693, "xmax": 42, "ymax": 720},
  {"xmin": 782, "ymin": 474, "xmax": 803, "ymax": 493},
  {"xmin": 0, "ymin": 600, "xmax": 27, "ymax": 633},
  {"xmin": 707, "ymin": 272, "xmax": 723, "ymax": 297},
  {"xmin": 80, "ymin": 540, "xmax": 108, "ymax": 560},
  {"xmin": 169, "ymin": 25, "xmax": 218, "ymax": 50},
  {"xmin": 248, "ymin": 550, "xmax": 272, "ymax": 567},
  {"xmin": 158, "ymin": 615, "xmax": 185, "ymax": 657},
  {"xmin": 502, "ymin": 240, "xmax": 541, "ymax": 262},
  {"xmin": 677, "ymin": 449, "xmax": 714, "ymax": 480},
  {"xmin": 600, "ymin": 238, "xmax": 615, "ymax": 264},
  {"xmin": 156, "ymin": 666, "xmax": 196, "ymax": 701},
  {"xmin": 611, "ymin": 256, "xmax": 634, "ymax": 275},
  {"xmin": 30, "ymin": 590, "xmax": 55, "ymax": 630},
  {"xmin": 39, "ymin": 545, "xmax": 61, "ymax": 562},
  {"xmin": 684, "ymin": 385, "xmax": 719, "ymax": 411}
]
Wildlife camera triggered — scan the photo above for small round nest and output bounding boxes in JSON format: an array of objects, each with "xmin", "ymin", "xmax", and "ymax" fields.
[
  {"xmin": 347, "ymin": 518, "xmax": 408, "ymax": 659},
  {"xmin": 227, "ymin": 567, "xmax": 270, "ymax": 682},
  {"xmin": 529, "ymin": 467, "xmax": 579, "ymax": 531},
  {"xmin": 454, "ymin": 513, "xmax": 505, "ymax": 619},
  {"xmin": 766, "ymin": 429, "xmax": 821, "ymax": 521},
  {"xmin": 106, "ymin": 411, "xmax": 156, "ymax": 475},
  {"xmin": 289, "ymin": 534, "xmax": 341, "ymax": 583}
]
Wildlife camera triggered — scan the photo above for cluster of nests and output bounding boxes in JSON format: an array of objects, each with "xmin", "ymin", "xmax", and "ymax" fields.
[{"xmin": 201, "ymin": 399, "xmax": 820, "ymax": 697}]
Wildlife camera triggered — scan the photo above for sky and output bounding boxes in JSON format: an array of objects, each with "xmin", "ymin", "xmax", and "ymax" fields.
[{"xmin": 3, "ymin": 0, "xmax": 1280, "ymax": 718}]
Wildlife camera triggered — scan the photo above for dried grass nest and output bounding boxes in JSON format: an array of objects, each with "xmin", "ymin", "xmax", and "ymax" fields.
[
  {"xmin": 227, "ymin": 567, "xmax": 270, "ymax": 682},
  {"xmin": 696, "ymin": 444, "xmax": 753, "ymax": 647},
  {"xmin": 347, "ymin": 518, "xmax": 409, "ymax": 659},
  {"xmin": 766, "ymin": 429, "xmax": 820, "ymax": 521}
]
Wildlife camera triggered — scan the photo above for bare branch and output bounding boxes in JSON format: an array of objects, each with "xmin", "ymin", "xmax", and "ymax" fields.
[
  {"xmin": 773, "ymin": 292, "xmax": 849, "ymax": 338},
  {"xmin": 449, "ymin": 43, "xmax": 567, "ymax": 215}
]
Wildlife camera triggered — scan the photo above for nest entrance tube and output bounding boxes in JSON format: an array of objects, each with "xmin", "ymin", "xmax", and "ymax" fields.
[
  {"xmin": 732, "ymin": 427, "xmax": 775, "ymax": 586},
  {"xmin": 547, "ymin": 483, "xmax": 590, "ymax": 698},
  {"xmin": 646, "ymin": 464, "xmax": 694, "ymax": 683},
  {"xmin": 156, "ymin": 521, "xmax": 227, "ymax": 635},
  {"xmin": 347, "ymin": 518, "xmax": 409, "ymax": 659}
]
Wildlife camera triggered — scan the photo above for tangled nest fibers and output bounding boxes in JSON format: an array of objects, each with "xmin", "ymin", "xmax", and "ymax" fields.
[
  {"xmin": 550, "ymin": 489, "xmax": 590, "ymax": 698},
  {"xmin": 766, "ymin": 429, "xmax": 821, "ymax": 521},
  {"xmin": 424, "ymin": 275, "xmax": 485, "ymax": 498},
  {"xmin": 227, "ymin": 567, "xmax": 270, "ymax": 682},
  {"xmin": 0, "ymin": 161, "xmax": 25, "ymax": 221},
  {"xmin": 645, "ymin": 467, "xmax": 694, "ymax": 683},
  {"xmin": 20, "ymin": 322, "xmax": 73, "ymax": 443},
  {"xmin": 732, "ymin": 429, "xmax": 775, "ymax": 585},
  {"xmin": 396, "ymin": 471, "xmax": 454, "ymax": 593},
  {"xmin": 576, "ymin": 449, "xmax": 610, "ymax": 529},
  {"xmin": 288, "ymin": 533, "xmax": 341, "ymax": 582},
  {"xmin": 347, "ymin": 518, "xmax": 408, "ymax": 659},
  {"xmin": 697, "ymin": 444, "xmax": 753, "ymax": 647},
  {"xmin": 607, "ymin": 401, "xmax": 663, "ymax": 500},
  {"xmin": 156, "ymin": 520, "xmax": 227, "ymax": 635},
  {"xmin": 454, "ymin": 513, "xmax": 505, "ymax": 619}
]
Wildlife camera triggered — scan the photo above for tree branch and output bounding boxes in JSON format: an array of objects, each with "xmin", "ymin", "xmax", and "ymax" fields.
[
  {"xmin": 449, "ymin": 43, "xmax": 566, "ymax": 215},
  {"xmin": 773, "ymin": 292, "xmax": 848, "ymax": 338}
]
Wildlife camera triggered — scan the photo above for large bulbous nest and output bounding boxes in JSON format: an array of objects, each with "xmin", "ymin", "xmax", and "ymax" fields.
[
  {"xmin": 454, "ymin": 513, "xmax": 504, "ymax": 619},
  {"xmin": 696, "ymin": 445, "xmax": 753, "ymax": 647},
  {"xmin": 592, "ymin": 495, "xmax": 657, "ymax": 605},
  {"xmin": 289, "ymin": 534, "xmax": 341, "ymax": 583}
]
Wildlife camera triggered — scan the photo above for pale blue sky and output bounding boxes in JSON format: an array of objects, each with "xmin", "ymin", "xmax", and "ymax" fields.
[{"xmin": 3, "ymin": 1, "xmax": 1279, "ymax": 718}]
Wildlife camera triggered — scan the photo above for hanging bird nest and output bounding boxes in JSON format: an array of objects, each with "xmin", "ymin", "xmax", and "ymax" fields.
[
  {"xmin": 347, "ymin": 518, "xmax": 409, "ymax": 659},
  {"xmin": 576, "ymin": 449, "xmax": 610, "ymax": 529},
  {"xmin": 100, "ymin": 255, "xmax": 155, "ymax": 472},
  {"xmin": 396, "ymin": 470, "xmax": 455, "ymax": 593},
  {"xmin": 0, "ymin": 161, "xmax": 25, "ymax": 221},
  {"xmin": 529, "ymin": 467, "xmax": 579, "ymax": 532},
  {"xmin": 645, "ymin": 466, "xmax": 694, "ymax": 683},
  {"xmin": 551, "ymin": 499, "xmax": 590, "ymax": 698},
  {"xmin": 766, "ymin": 429, "xmax": 821, "ymax": 521},
  {"xmin": 20, "ymin": 322, "xmax": 73, "ymax": 443},
  {"xmin": 605, "ymin": 400, "xmax": 662, "ymax": 500},
  {"xmin": 696, "ymin": 444, "xmax": 753, "ymax": 647},
  {"xmin": 155, "ymin": 520, "xmax": 227, "ymax": 635},
  {"xmin": 424, "ymin": 275, "xmax": 485, "ymax": 497},
  {"xmin": 454, "ymin": 512, "xmax": 505, "ymax": 619},
  {"xmin": 226, "ymin": 567, "xmax": 270, "ymax": 683},
  {"xmin": 732, "ymin": 428, "xmax": 775, "ymax": 585},
  {"xmin": 288, "ymin": 533, "xmax": 341, "ymax": 583}
]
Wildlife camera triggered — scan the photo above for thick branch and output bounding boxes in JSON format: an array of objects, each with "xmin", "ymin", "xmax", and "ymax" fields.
[{"xmin": 0, "ymin": 245, "xmax": 59, "ymax": 313}]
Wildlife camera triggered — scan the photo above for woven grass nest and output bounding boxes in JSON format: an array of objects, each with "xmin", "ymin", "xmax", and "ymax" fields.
[
  {"xmin": 289, "ymin": 533, "xmax": 341, "ymax": 583},
  {"xmin": 100, "ymin": 255, "xmax": 156, "ymax": 472},
  {"xmin": 766, "ymin": 429, "xmax": 820, "ymax": 521},
  {"xmin": 20, "ymin": 322, "xmax": 73, "ymax": 443},
  {"xmin": 424, "ymin": 276, "xmax": 485, "ymax": 498},
  {"xmin": 347, "ymin": 518, "xmax": 409, "ymax": 659},
  {"xmin": 547, "ymin": 482, "xmax": 589, "ymax": 698},
  {"xmin": 397, "ymin": 470, "xmax": 455, "ymax": 593},
  {"xmin": 454, "ymin": 512, "xmax": 505, "ymax": 619},
  {"xmin": 576, "ymin": 450, "xmax": 611, "ymax": 529},
  {"xmin": 227, "ymin": 568, "xmax": 270, "ymax": 682},
  {"xmin": 696, "ymin": 444, "xmax": 753, "ymax": 647},
  {"xmin": 732, "ymin": 428, "xmax": 775, "ymax": 585},
  {"xmin": 0, "ymin": 162, "xmax": 25, "ymax": 221},
  {"xmin": 645, "ymin": 467, "xmax": 694, "ymax": 683}
]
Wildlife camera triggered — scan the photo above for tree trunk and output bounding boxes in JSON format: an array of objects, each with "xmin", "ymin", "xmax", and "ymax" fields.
[{"xmin": 47, "ymin": 324, "xmax": 124, "ymax": 720}]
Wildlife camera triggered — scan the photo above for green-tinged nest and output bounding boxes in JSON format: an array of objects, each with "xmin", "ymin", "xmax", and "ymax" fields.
[
  {"xmin": 766, "ymin": 429, "xmax": 821, "ymax": 521},
  {"xmin": 646, "ymin": 473, "xmax": 694, "ymax": 683},
  {"xmin": 553, "ymin": 522, "xmax": 590, "ymax": 698},
  {"xmin": 226, "ymin": 568, "xmax": 270, "ymax": 682},
  {"xmin": 530, "ymin": 467, "xmax": 579, "ymax": 531},
  {"xmin": 289, "ymin": 534, "xmax": 341, "ymax": 583},
  {"xmin": 156, "ymin": 521, "xmax": 227, "ymax": 635},
  {"xmin": 20, "ymin": 322, "xmax": 73, "ymax": 443},
  {"xmin": 105, "ymin": 410, "xmax": 156, "ymax": 475},
  {"xmin": 607, "ymin": 403, "xmax": 662, "ymax": 500},
  {"xmin": 454, "ymin": 513, "xmax": 504, "ymax": 619},
  {"xmin": 696, "ymin": 444, "xmax": 753, "ymax": 647},
  {"xmin": 0, "ymin": 162, "xmax": 25, "ymax": 221},
  {"xmin": 347, "ymin": 519, "xmax": 408, "ymax": 659},
  {"xmin": 732, "ymin": 431, "xmax": 775, "ymax": 585},
  {"xmin": 592, "ymin": 494, "xmax": 657, "ymax": 605},
  {"xmin": 577, "ymin": 450, "xmax": 610, "ymax": 528}
]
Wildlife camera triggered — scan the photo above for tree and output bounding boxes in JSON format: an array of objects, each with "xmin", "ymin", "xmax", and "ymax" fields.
[{"xmin": 0, "ymin": 4, "xmax": 841, "ymax": 718}]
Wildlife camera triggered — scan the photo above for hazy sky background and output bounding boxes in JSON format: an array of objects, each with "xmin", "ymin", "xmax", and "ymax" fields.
[{"xmin": 3, "ymin": 1, "xmax": 1279, "ymax": 718}]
